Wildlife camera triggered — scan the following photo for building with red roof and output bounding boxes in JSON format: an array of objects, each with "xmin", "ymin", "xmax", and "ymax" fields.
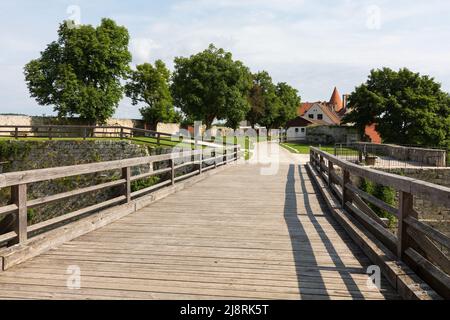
[{"xmin": 289, "ymin": 87, "xmax": 381, "ymax": 143}]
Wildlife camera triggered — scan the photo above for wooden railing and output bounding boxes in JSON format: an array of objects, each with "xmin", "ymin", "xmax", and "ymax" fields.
[
  {"xmin": 0, "ymin": 125, "xmax": 220, "ymax": 148},
  {"xmin": 0, "ymin": 144, "xmax": 240, "ymax": 248},
  {"xmin": 310, "ymin": 147, "xmax": 450, "ymax": 298}
]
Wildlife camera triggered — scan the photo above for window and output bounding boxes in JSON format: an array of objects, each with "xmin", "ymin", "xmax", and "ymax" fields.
[
  {"xmin": 317, "ymin": 114, "xmax": 323, "ymax": 120},
  {"xmin": 308, "ymin": 114, "xmax": 314, "ymax": 119},
  {"xmin": 295, "ymin": 128, "xmax": 299, "ymax": 133},
  {"xmin": 301, "ymin": 128, "xmax": 305, "ymax": 133}
]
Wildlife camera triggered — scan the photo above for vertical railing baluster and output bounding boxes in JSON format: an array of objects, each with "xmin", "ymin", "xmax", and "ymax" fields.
[
  {"xmin": 342, "ymin": 169, "xmax": 350, "ymax": 209},
  {"xmin": 12, "ymin": 184, "xmax": 27, "ymax": 244},
  {"xmin": 328, "ymin": 160, "xmax": 334, "ymax": 186},
  {"xmin": 122, "ymin": 167, "xmax": 131, "ymax": 203},
  {"xmin": 397, "ymin": 191, "xmax": 415, "ymax": 259},
  {"xmin": 171, "ymin": 158, "xmax": 175, "ymax": 185},
  {"xmin": 199, "ymin": 150, "xmax": 203, "ymax": 174},
  {"xmin": 234, "ymin": 136, "xmax": 238, "ymax": 161}
]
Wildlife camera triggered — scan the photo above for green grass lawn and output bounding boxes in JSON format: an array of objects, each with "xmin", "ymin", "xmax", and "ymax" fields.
[{"xmin": 281, "ymin": 142, "xmax": 355, "ymax": 155}]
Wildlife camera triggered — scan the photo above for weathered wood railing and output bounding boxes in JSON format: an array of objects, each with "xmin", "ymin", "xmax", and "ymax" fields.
[
  {"xmin": 310, "ymin": 147, "xmax": 450, "ymax": 299},
  {"xmin": 0, "ymin": 125, "xmax": 220, "ymax": 148},
  {"xmin": 0, "ymin": 145, "xmax": 240, "ymax": 249}
]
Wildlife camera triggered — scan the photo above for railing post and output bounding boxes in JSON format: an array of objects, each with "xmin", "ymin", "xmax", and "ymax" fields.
[
  {"xmin": 12, "ymin": 184, "xmax": 27, "ymax": 244},
  {"xmin": 120, "ymin": 127, "xmax": 124, "ymax": 140},
  {"xmin": 328, "ymin": 161, "xmax": 334, "ymax": 186},
  {"xmin": 48, "ymin": 126, "xmax": 52, "ymax": 140},
  {"xmin": 234, "ymin": 136, "xmax": 238, "ymax": 161},
  {"xmin": 122, "ymin": 167, "xmax": 131, "ymax": 203},
  {"xmin": 157, "ymin": 133, "xmax": 161, "ymax": 146},
  {"xmin": 214, "ymin": 149, "xmax": 217, "ymax": 169},
  {"xmin": 14, "ymin": 127, "xmax": 18, "ymax": 139},
  {"xmin": 199, "ymin": 150, "xmax": 203, "ymax": 174},
  {"xmin": 397, "ymin": 191, "xmax": 415, "ymax": 259},
  {"xmin": 83, "ymin": 128, "xmax": 87, "ymax": 140},
  {"xmin": 320, "ymin": 155, "xmax": 324, "ymax": 173},
  {"xmin": 310, "ymin": 149, "xmax": 313, "ymax": 164},
  {"xmin": 171, "ymin": 158, "xmax": 175, "ymax": 185},
  {"xmin": 342, "ymin": 169, "xmax": 350, "ymax": 209},
  {"xmin": 223, "ymin": 138, "xmax": 227, "ymax": 164}
]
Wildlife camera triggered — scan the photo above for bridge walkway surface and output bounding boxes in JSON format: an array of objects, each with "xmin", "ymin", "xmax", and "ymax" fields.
[{"xmin": 0, "ymin": 142, "xmax": 399, "ymax": 300}]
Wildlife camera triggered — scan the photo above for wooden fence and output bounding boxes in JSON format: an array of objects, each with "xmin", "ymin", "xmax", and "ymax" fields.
[
  {"xmin": 0, "ymin": 125, "xmax": 219, "ymax": 148},
  {"xmin": 0, "ymin": 145, "xmax": 240, "ymax": 249},
  {"xmin": 309, "ymin": 147, "xmax": 450, "ymax": 298}
]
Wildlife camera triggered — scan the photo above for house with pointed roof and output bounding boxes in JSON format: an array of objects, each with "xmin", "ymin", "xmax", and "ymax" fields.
[
  {"xmin": 285, "ymin": 87, "xmax": 380, "ymax": 143},
  {"xmin": 299, "ymin": 87, "xmax": 348, "ymax": 125}
]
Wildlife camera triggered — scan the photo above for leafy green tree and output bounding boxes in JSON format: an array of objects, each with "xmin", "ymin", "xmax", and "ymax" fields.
[
  {"xmin": 275, "ymin": 82, "xmax": 301, "ymax": 128},
  {"xmin": 171, "ymin": 44, "xmax": 252, "ymax": 129},
  {"xmin": 24, "ymin": 19, "xmax": 131, "ymax": 124},
  {"xmin": 126, "ymin": 60, "xmax": 176, "ymax": 130},
  {"xmin": 343, "ymin": 68, "xmax": 450, "ymax": 147},
  {"xmin": 247, "ymin": 71, "xmax": 281, "ymax": 130}
]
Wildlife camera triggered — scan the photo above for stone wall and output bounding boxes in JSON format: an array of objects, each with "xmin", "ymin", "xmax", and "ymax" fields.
[
  {"xmin": 0, "ymin": 115, "xmax": 146, "ymax": 137},
  {"xmin": 0, "ymin": 140, "xmax": 150, "ymax": 173},
  {"xmin": 355, "ymin": 143, "xmax": 447, "ymax": 167},
  {"xmin": 306, "ymin": 125, "xmax": 359, "ymax": 144}
]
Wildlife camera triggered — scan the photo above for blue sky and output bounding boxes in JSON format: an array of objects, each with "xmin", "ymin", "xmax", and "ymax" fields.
[{"xmin": 1, "ymin": 0, "xmax": 449, "ymax": 118}]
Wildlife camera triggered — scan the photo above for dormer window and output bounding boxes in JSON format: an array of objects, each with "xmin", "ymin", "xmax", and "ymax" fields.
[
  {"xmin": 317, "ymin": 114, "xmax": 323, "ymax": 120},
  {"xmin": 308, "ymin": 114, "xmax": 314, "ymax": 119}
]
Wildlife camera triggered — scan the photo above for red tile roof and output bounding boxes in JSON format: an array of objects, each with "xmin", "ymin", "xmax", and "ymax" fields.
[
  {"xmin": 298, "ymin": 102, "xmax": 316, "ymax": 116},
  {"xmin": 329, "ymin": 87, "xmax": 343, "ymax": 112},
  {"xmin": 365, "ymin": 124, "xmax": 382, "ymax": 144}
]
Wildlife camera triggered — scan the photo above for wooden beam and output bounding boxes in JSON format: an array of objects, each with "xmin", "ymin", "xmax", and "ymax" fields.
[
  {"xmin": 122, "ymin": 167, "xmax": 131, "ymax": 203},
  {"xmin": 346, "ymin": 183, "xmax": 398, "ymax": 218},
  {"xmin": 404, "ymin": 216, "xmax": 450, "ymax": 249},
  {"xmin": 405, "ymin": 248, "xmax": 450, "ymax": 299},
  {"xmin": 350, "ymin": 192, "xmax": 389, "ymax": 228},
  {"xmin": 397, "ymin": 191, "xmax": 415, "ymax": 260},
  {"xmin": 346, "ymin": 202, "xmax": 397, "ymax": 253},
  {"xmin": 407, "ymin": 227, "xmax": 450, "ymax": 275},
  {"xmin": 11, "ymin": 184, "xmax": 27, "ymax": 244}
]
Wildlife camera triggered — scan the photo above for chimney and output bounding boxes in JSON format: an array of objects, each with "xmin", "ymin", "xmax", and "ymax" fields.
[{"xmin": 342, "ymin": 94, "xmax": 349, "ymax": 111}]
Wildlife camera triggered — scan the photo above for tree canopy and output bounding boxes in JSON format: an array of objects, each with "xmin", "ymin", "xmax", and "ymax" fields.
[
  {"xmin": 247, "ymin": 71, "xmax": 278, "ymax": 129},
  {"xmin": 274, "ymin": 82, "xmax": 301, "ymax": 129},
  {"xmin": 247, "ymin": 72, "xmax": 300, "ymax": 129},
  {"xmin": 24, "ymin": 19, "xmax": 131, "ymax": 124},
  {"xmin": 171, "ymin": 44, "xmax": 252, "ymax": 129},
  {"xmin": 343, "ymin": 68, "xmax": 450, "ymax": 147},
  {"xmin": 125, "ymin": 60, "xmax": 177, "ymax": 130}
]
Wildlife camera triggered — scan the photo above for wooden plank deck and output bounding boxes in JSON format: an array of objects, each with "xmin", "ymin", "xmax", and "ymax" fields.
[{"xmin": 0, "ymin": 143, "xmax": 399, "ymax": 300}]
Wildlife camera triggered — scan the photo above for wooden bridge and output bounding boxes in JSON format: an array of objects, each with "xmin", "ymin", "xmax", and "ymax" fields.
[{"xmin": 0, "ymin": 142, "xmax": 448, "ymax": 300}]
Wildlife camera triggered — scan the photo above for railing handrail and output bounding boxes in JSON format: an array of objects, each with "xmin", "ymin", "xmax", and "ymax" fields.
[
  {"xmin": 0, "ymin": 144, "xmax": 241, "ymax": 248},
  {"xmin": 0, "ymin": 146, "xmax": 238, "ymax": 188},
  {"xmin": 310, "ymin": 147, "xmax": 450, "ymax": 207},
  {"xmin": 309, "ymin": 146, "xmax": 450, "ymax": 299}
]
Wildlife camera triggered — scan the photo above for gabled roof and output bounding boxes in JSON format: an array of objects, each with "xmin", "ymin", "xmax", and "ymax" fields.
[
  {"xmin": 286, "ymin": 116, "xmax": 314, "ymax": 128},
  {"xmin": 298, "ymin": 102, "xmax": 317, "ymax": 116}
]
